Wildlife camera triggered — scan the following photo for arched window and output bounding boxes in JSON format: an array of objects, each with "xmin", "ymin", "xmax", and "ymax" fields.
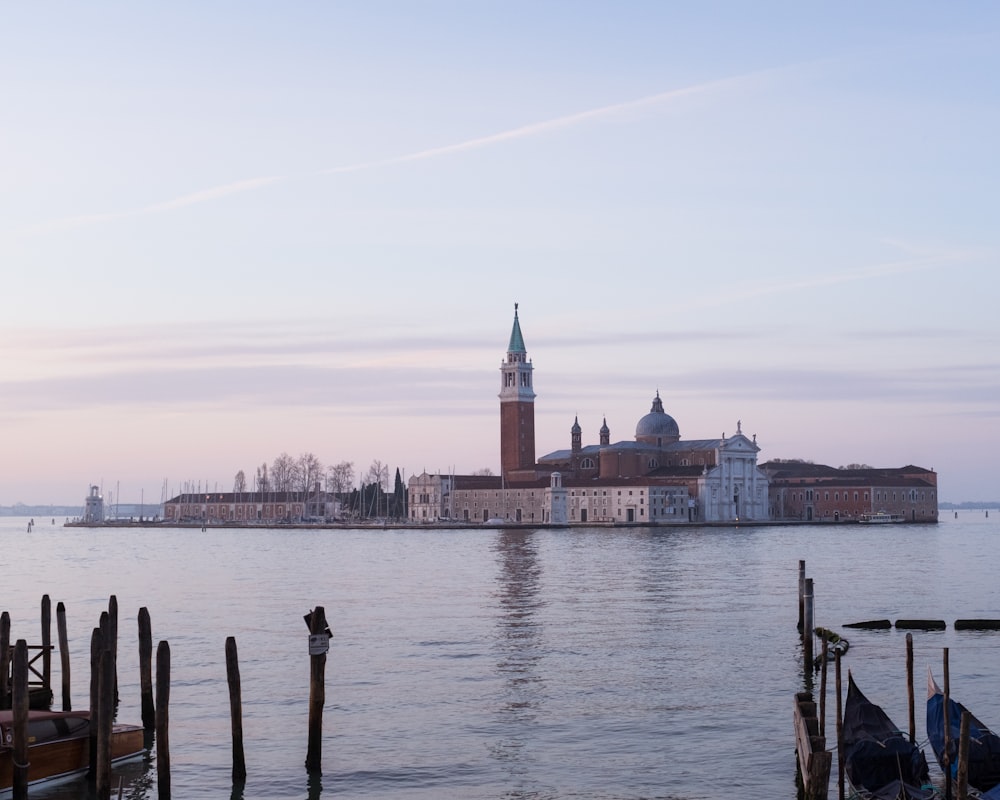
[
  {"xmin": 648, "ymin": 458, "xmax": 659, "ymax": 469},
  {"xmin": 580, "ymin": 458, "xmax": 595, "ymax": 469}
]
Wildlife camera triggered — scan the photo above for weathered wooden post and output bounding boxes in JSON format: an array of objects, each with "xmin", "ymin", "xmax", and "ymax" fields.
[
  {"xmin": 957, "ymin": 709, "xmax": 971, "ymax": 800},
  {"xmin": 12, "ymin": 640, "xmax": 29, "ymax": 800},
  {"xmin": 57, "ymin": 601, "xmax": 71, "ymax": 710},
  {"xmin": 138, "ymin": 608, "xmax": 155, "ymax": 729},
  {"xmin": 89, "ymin": 626, "xmax": 103, "ymax": 780},
  {"xmin": 944, "ymin": 648, "xmax": 952, "ymax": 800},
  {"xmin": 906, "ymin": 633, "xmax": 915, "ymax": 743},
  {"xmin": 798, "ymin": 560, "xmax": 806, "ymax": 633},
  {"xmin": 835, "ymin": 652, "xmax": 844, "ymax": 800},
  {"xmin": 803, "ymin": 578, "xmax": 814, "ymax": 673},
  {"xmin": 97, "ymin": 648, "xmax": 115, "ymax": 800},
  {"xmin": 819, "ymin": 634, "xmax": 829, "ymax": 738},
  {"xmin": 41, "ymin": 594, "xmax": 52, "ymax": 703},
  {"xmin": 305, "ymin": 606, "xmax": 329, "ymax": 773},
  {"xmin": 0, "ymin": 611, "xmax": 10, "ymax": 710},
  {"xmin": 108, "ymin": 595, "xmax": 119, "ymax": 706},
  {"xmin": 226, "ymin": 637, "xmax": 247, "ymax": 783},
  {"xmin": 156, "ymin": 640, "xmax": 171, "ymax": 799}
]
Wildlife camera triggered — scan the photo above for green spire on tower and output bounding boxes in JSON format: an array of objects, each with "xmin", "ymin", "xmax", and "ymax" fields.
[{"xmin": 508, "ymin": 302, "xmax": 526, "ymax": 353}]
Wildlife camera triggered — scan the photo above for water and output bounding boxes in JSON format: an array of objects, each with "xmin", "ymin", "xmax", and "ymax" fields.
[{"xmin": 1, "ymin": 512, "xmax": 997, "ymax": 799}]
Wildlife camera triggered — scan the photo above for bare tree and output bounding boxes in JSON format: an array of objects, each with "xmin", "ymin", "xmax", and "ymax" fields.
[
  {"xmin": 296, "ymin": 452, "xmax": 324, "ymax": 493},
  {"xmin": 366, "ymin": 459, "xmax": 388, "ymax": 492},
  {"xmin": 256, "ymin": 463, "xmax": 269, "ymax": 493},
  {"xmin": 271, "ymin": 452, "xmax": 296, "ymax": 492},
  {"xmin": 233, "ymin": 470, "xmax": 247, "ymax": 493},
  {"xmin": 326, "ymin": 461, "xmax": 354, "ymax": 496}
]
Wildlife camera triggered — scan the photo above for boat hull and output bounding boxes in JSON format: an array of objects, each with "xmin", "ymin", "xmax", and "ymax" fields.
[{"xmin": 0, "ymin": 711, "xmax": 145, "ymax": 792}]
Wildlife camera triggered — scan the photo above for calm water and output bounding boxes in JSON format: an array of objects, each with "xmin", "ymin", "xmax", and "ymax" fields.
[{"xmin": 1, "ymin": 512, "xmax": 998, "ymax": 799}]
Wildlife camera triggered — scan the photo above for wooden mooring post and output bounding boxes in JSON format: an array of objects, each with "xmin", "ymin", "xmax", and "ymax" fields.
[
  {"xmin": 89, "ymin": 626, "xmax": 103, "ymax": 780},
  {"xmin": 97, "ymin": 648, "xmax": 115, "ymax": 800},
  {"xmin": 798, "ymin": 560, "xmax": 806, "ymax": 632},
  {"xmin": 803, "ymin": 578, "xmax": 815, "ymax": 673},
  {"xmin": 943, "ymin": 647, "xmax": 952, "ymax": 800},
  {"xmin": 305, "ymin": 606, "xmax": 330, "ymax": 773},
  {"xmin": 41, "ymin": 595, "xmax": 52, "ymax": 702},
  {"xmin": 226, "ymin": 636, "xmax": 247, "ymax": 784},
  {"xmin": 57, "ymin": 601, "xmax": 71, "ymax": 710},
  {"xmin": 836, "ymin": 653, "xmax": 844, "ymax": 800},
  {"xmin": 906, "ymin": 633, "xmax": 915, "ymax": 743},
  {"xmin": 12, "ymin": 640, "xmax": 29, "ymax": 800},
  {"xmin": 156, "ymin": 640, "xmax": 171, "ymax": 799},
  {"xmin": 138, "ymin": 607, "xmax": 155, "ymax": 730},
  {"xmin": 0, "ymin": 612, "xmax": 10, "ymax": 710}
]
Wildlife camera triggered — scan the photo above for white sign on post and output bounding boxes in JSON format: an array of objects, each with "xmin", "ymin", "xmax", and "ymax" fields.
[{"xmin": 309, "ymin": 633, "xmax": 330, "ymax": 655}]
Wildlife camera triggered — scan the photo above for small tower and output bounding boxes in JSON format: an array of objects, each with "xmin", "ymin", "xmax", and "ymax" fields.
[
  {"xmin": 600, "ymin": 417, "xmax": 610, "ymax": 446},
  {"xmin": 84, "ymin": 485, "xmax": 104, "ymax": 523},
  {"xmin": 499, "ymin": 304, "xmax": 536, "ymax": 480},
  {"xmin": 571, "ymin": 416, "xmax": 582, "ymax": 453}
]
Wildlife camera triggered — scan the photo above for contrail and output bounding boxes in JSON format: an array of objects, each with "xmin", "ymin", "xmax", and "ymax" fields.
[
  {"xmin": 319, "ymin": 74, "xmax": 741, "ymax": 175},
  {"xmin": 15, "ymin": 68, "xmax": 763, "ymax": 235}
]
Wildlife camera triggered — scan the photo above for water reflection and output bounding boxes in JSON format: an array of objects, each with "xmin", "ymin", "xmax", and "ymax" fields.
[{"xmin": 490, "ymin": 528, "xmax": 545, "ymax": 783}]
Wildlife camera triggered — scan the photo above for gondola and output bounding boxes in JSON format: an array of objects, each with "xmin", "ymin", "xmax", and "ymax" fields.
[
  {"xmin": 842, "ymin": 672, "xmax": 939, "ymax": 800},
  {"xmin": 926, "ymin": 668, "xmax": 1000, "ymax": 798}
]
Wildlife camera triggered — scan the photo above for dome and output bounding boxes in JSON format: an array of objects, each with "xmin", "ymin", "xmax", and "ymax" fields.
[{"xmin": 635, "ymin": 391, "xmax": 679, "ymax": 441}]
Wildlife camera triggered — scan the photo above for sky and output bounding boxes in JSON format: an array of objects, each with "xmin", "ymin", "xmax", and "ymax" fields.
[{"xmin": 1, "ymin": 2, "xmax": 998, "ymax": 506}]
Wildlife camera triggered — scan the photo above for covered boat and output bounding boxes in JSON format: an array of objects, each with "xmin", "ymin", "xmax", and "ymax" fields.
[
  {"xmin": 842, "ymin": 672, "xmax": 938, "ymax": 800},
  {"xmin": 927, "ymin": 669, "xmax": 1000, "ymax": 796},
  {"xmin": 0, "ymin": 709, "xmax": 145, "ymax": 792}
]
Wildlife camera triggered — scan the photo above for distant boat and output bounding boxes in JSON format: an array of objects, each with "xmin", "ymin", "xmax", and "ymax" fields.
[
  {"xmin": 926, "ymin": 668, "xmax": 1000, "ymax": 798},
  {"xmin": 842, "ymin": 672, "xmax": 938, "ymax": 799},
  {"xmin": 859, "ymin": 511, "xmax": 906, "ymax": 524},
  {"xmin": 0, "ymin": 709, "xmax": 144, "ymax": 791}
]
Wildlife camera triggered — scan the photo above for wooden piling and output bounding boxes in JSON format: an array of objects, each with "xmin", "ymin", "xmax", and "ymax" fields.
[
  {"xmin": 819, "ymin": 635, "xmax": 828, "ymax": 738},
  {"xmin": 12, "ymin": 640, "xmax": 29, "ymax": 800},
  {"xmin": 835, "ymin": 653, "xmax": 844, "ymax": 800},
  {"xmin": 226, "ymin": 636, "xmax": 247, "ymax": 783},
  {"xmin": 957, "ymin": 709, "xmax": 971, "ymax": 800},
  {"xmin": 944, "ymin": 648, "xmax": 952, "ymax": 800},
  {"xmin": 0, "ymin": 612, "xmax": 10, "ymax": 710},
  {"xmin": 156, "ymin": 640, "xmax": 171, "ymax": 799},
  {"xmin": 803, "ymin": 578, "xmax": 814, "ymax": 672},
  {"xmin": 97, "ymin": 648, "xmax": 115, "ymax": 800},
  {"xmin": 57, "ymin": 601, "xmax": 71, "ymax": 711},
  {"xmin": 41, "ymin": 594, "xmax": 52, "ymax": 702},
  {"xmin": 798, "ymin": 560, "xmax": 806, "ymax": 633},
  {"xmin": 906, "ymin": 633, "xmax": 915, "ymax": 743},
  {"xmin": 305, "ymin": 606, "xmax": 329, "ymax": 773},
  {"xmin": 108, "ymin": 595, "xmax": 119, "ymax": 706},
  {"xmin": 89, "ymin": 626, "xmax": 103, "ymax": 780},
  {"xmin": 138, "ymin": 607, "xmax": 155, "ymax": 730}
]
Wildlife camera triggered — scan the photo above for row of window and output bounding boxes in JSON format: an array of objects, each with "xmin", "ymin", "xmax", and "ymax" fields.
[{"xmin": 792, "ymin": 489, "xmax": 935, "ymax": 504}]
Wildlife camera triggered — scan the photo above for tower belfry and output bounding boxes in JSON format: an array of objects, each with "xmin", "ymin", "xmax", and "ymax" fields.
[{"xmin": 499, "ymin": 303, "xmax": 536, "ymax": 480}]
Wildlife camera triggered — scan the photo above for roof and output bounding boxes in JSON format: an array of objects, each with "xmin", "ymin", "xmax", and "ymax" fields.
[
  {"xmin": 507, "ymin": 303, "xmax": 526, "ymax": 353},
  {"xmin": 759, "ymin": 461, "xmax": 937, "ymax": 487}
]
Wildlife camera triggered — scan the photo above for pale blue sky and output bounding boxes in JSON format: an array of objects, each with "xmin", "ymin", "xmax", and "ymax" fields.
[{"xmin": 1, "ymin": 3, "xmax": 997, "ymax": 504}]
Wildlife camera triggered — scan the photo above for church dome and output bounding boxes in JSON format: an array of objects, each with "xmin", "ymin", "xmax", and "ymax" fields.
[{"xmin": 635, "ymin": 391, "xmax": 679, "ymax": 441}]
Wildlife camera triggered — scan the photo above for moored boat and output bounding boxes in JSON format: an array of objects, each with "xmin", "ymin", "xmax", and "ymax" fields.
[
  {"xmin": 842, "ymin": 672, "xmax": 939, "ymax": 799},
  {"xmin": 0, "ymin": 709, "xmax": 145, "ymax": 792},
  {"xmin": 926, "ymin": 668, "xmax": 1000, "ymax": 797},
  {"xmin": 859, "ymin": 511, "xmax": 906, "ymax": 524}
]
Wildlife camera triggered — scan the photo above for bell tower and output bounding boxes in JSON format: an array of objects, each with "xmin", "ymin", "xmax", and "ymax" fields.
[{"xmin": 499, "ymin": 304, "xmax": 536, "ymax": 480}]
